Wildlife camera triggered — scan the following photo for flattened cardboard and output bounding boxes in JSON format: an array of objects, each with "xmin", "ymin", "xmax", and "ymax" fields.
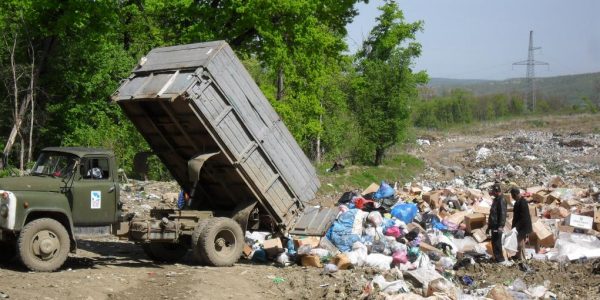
[{"xmin": 362, "ymin": 183, "xmax": 380, "ymax": 196}]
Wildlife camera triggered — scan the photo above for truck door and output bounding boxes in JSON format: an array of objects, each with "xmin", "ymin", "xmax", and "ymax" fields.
[{"xmin": 70, "ymin": 156, "xmax": 118, "ymax": 226}]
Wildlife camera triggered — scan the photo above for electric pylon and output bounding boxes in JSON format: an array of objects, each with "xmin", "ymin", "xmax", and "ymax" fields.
[{"xmin": 513, "ymin": 31, "xmax": 548, "ymax": 111}]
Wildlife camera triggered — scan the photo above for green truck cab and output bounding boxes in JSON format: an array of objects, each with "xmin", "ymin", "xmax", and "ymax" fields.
[{"xmin": 0, "ymin": 147, "xmax": 120, "ymax": 271}]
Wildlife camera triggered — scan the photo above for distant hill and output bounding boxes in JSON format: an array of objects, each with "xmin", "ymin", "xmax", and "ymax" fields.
[{"xmin": 427, "ymin": 72, "xmax": 600, "ymax": 105}]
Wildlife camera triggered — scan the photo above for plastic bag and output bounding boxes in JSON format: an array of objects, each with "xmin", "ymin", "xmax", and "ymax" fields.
[
  {"xmin": 391, "ymin": 203, "xmax": 418, "ymax": 224},
  {"xmin": 367, "ymin": 211, "xmax": 383, "ymax": 226},
  {"xmin": 392, "ymin": 251, "xmax": 408, "ymax": 265},
  {"xmin": 372, "ymin": 275, "xmax": 410, "ymax": 293},
  {"xmin": 374, "ymin": 181, "xmax": 395, "ymax": 200},
  {"xmin": 326, "ymin": 209, "xmax": 363, "ymax": 252},
  {"xmin": 365, "ymin": 253, "xmax": 393, "ymax": 271},
  {"xmin": 345, "ymin": 242, "xmax": 368, "ymax": 267},
  {"xmin": 297, "ymin": 244, "xmax": 312, "ymax": 255},
  {"xmin": 502, "ymin": 228, "xmax": 519, "ymax": 256},
  {"xmin": 385, "ymin": 226, "xmax": 401, "ymax": 238},
  {"xmin": 426, "ymin": 278, "xmax": 458, "ymax": 299}
]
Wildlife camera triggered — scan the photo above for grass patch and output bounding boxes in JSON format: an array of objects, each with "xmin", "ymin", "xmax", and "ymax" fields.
[
  {"xmin": 525, "ymin": 119, "xmax": 548, "ymax": 128},
  {"xmin": 317, "ymin": 154, "xmax": 424, "ymax": 195}
]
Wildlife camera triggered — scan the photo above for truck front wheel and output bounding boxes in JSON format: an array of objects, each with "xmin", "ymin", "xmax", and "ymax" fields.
[
  {"xmin": 195, "ymin": 217, "xmax": 243, "ymax": 267},
  {"xmin": 18, "ymin": 218, "xmax": 70, "ymax": 272}
]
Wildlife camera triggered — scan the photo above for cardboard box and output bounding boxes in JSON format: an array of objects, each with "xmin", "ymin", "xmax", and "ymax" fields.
[
  {"xmin": 560, "ymin": 199, "xmax": 581, "ymax": 210},
  {"xmin": 594, "ymin": 222, "xmax": 600, "ymax": 232},
  {"xmin": 484, "ymin": 241, "xmax": 508, "ymax": 261},
  {"xmin": 419, "ymin": 242, "xmax": 445, "ymax": 256},
  {"xmin": 243, "ymin": 244, "xmax": 253, "ymax": 258},
  {"xmin": 407, "ymin": 222, "xmax": 426, "ymax": 234},
  {"xmin": 529, "ymin": 233, "xmax": 556, "ymax": 248},
  {"xmin": 464, "ymin": 213, "xmax": 486, "ymax": 233},
  {"xmin": 446, "ymin": 210, "xmax": 470, "ymax": 225},
  {"xmin": 558, "ymin": 225, "xmax": 576, "ymax": 233},
  {"xmin": 527, "ymin": 186, "xmax": 545, "ymax": 194},
  {"xmin": 549, "ymin": 206, "xmax": 569, "ymax": 219},
  {"xmin": 529, "ymin": 205, "xmax": 539, "ymax": 223},
  {"xmin": 471, "ymin": 228, "xmax": 488, "ymax": 243},
  {"xmin": 532, "ymin": 191, "xmax": 549, "ymax": 203},
  {"xmin": 565, "ymin": 214, "xmax": 593, "ymax": 230},
  {"xmin": 362, "ymin": 183, "xmax": 380, "ymax": 196},
  {"xmin": 332, "ymin": 253, "xmax": 352, "ymax": 270},
  {"xmin": 594, "ymin": 207, "xmax": 600, "ymax": 224},
  {"xmin": 262, "ymin": 238, "xmax": 283, "ymax": 256},
  {"xmin": 472, "ymin": 205, "xmax": 490, "ymax": 215},
  {"xmin": 532, "ymin": 220, "xmax": 553, "ymax": 240},
  {"xmin": 300, "ymin": 255, "xmax": 322, "ymax": 268},
  {"xmin": 423, "ymin": 191, "xmax": 442, "ymax": 209},
  {"xmin": 294, "ymin": 236, "xmax": 321, "ymax": 248}
]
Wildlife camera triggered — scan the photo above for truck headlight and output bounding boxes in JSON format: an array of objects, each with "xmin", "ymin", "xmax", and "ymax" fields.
[{"xmin": 0, "ymin": 204, "xmax": 7, "ymax": 218}]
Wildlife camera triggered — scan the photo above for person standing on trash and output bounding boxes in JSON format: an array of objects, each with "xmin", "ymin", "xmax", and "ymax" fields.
[
  {"xmin": 487, "ymin": 183, "xmax": 510, "ymax": 265},
  {"xmin": 511, "ymin": 187, "xmax": 532, "ymax": 261}
]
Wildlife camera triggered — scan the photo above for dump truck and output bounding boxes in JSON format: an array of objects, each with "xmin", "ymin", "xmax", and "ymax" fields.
[{"xmin": 0, "ymin": 41, "xmax": 335, "ymax": 272}]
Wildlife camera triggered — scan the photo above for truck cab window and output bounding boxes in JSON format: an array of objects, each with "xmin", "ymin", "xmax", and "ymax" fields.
[
  {"xmin": 31, "ymin": 152, "xmax": 77, "ymax": 179},
  {"xmin": 81, "ymin": 158, "xmax": 110, "ymax": 180}
]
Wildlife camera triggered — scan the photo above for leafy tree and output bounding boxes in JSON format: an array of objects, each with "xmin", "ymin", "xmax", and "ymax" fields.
[{"xmin": 351, "ymin": 1, "xmax": 427, "ymax": 165}]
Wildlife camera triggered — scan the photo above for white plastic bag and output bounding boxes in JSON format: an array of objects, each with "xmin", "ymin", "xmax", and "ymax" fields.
[
  {"xmin": 365, "ymin": 253, "xmax": 393, "ymax": 271},
  {"xmin": 346, "ymin": 242, "xmax": 368, "ymax": 267},
  {"xmin": 502, "ymin": 228, "xmax": 518, "ymax": 256}
]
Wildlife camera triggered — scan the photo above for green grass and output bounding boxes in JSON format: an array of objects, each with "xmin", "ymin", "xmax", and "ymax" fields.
[{"xmin": 317, "ymin": 153, "xmax": 424, "ymax": 195}]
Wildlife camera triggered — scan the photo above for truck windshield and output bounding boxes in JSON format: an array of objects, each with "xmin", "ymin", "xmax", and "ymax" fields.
[{"xmin": 32, "ymin": 152, "xmax": 78, "ymax": 178}]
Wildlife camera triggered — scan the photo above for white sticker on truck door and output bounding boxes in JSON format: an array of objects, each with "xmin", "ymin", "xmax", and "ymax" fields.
[{"xmin": 91, "ymin": 191, "xmax": 101, "ymax": 209}]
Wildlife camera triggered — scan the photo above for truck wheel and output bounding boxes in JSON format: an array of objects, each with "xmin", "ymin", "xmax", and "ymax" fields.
[
  {"xmin": 0, "ymin": 242, "xmax": 16, "ymax": 262},
  {"xmin": 196, "ymin": 217, "xmax": 243, "ymax": 267},
  {"xmin": 18, "ymin": 218, "xmax": 70, "ymax": 272},
  {"xmin": 142, "ymin": 242, "xmax": 187, "ymax": 262},
  {"xmin": 191, "ymin": 219, "xmax": 211, "ymax": 264}
]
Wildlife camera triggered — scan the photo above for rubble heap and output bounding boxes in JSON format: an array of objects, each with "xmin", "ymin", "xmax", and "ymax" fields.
[{"xmin": 243, "ymin": 177, "xmax": 600, "ymax": 299}]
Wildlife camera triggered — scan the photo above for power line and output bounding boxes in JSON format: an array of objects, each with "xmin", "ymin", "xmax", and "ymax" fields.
[{"xmin": 513, "ymin": 30, "xmax": 549, "ymax": 111}]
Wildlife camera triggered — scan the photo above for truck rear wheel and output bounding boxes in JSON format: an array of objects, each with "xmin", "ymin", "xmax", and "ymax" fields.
[
  {"xmin": 18, "ymin": 218, "xmax": 70, "ymax": 272},
  {"xmin": 195, "ymin": 217, "xmax": 243, "ymax": 267},
  {"xmin": 142, "ymin": 242, "xmax": 187, "ymax": 262},
  {"xmin": 191, "ymin": 219, "xmax": 211, "ymax": 264},
  {"xmin": 0, "ymin": 242, "xmax": 16, "ymax": 262}
]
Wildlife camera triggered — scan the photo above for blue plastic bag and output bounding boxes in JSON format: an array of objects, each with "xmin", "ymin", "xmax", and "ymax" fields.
[
  {"xmin": 374, "ymin": 181, "xmax": 394, "ymax": 200},
  {"xmin": 391, "ymin": 203, "xmax": 418, "ymax": 224},
  {"xmin": 326, "ymin": 209, "xmax": 362, "ymax": 252}
]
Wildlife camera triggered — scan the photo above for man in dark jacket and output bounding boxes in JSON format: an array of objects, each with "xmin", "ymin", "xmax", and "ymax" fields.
[
  {"xmin": 488, "ymin": 183, "xmax": 509, "ymax": 264},
  {"xmin": 511, "ymin": 187, "xmax": 533, "ymax": 261}
]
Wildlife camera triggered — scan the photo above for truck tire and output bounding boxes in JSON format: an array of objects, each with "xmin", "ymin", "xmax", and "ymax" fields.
[
  {"xmin": 196, "ymin": 217, "xmax": 243, "ymax": 267},
  {"xmin": 142, "ymin": 242, "xmax": 187, "ymax": 262},
  {"xmin": 18, "ymin": 218, "xmax": 70, "ymax": 272},
  {"xmin": 190, "ymin": 219, "xmax": 211, "ymax": 264},
  {"xmin": 0, "ymin": 242, "xmax": 16, "ymax": 262}
]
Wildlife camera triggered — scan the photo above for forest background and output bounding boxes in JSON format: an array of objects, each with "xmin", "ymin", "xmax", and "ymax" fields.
[{"xmin": 0, "ymin": 0, "xmax": 597, "ymax": 179}]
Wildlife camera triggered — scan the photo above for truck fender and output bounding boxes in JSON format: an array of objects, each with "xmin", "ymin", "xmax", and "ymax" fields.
[
  {"xmin": 22, "ymin": 209, "xmax": 78, "ymax": 252},
  {"xmin": 231, "ymin": 200, "xmax": 257, "ymax": 232}
]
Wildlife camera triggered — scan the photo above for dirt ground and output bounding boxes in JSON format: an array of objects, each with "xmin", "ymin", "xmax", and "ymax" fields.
[{"xmin": 1, "ymin": 114, "xmax": 600, "ymax": 300}]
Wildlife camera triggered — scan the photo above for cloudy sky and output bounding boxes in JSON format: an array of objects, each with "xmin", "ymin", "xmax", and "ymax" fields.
[{"xmin": 346, "ymin": 0, "xmax": 600, "ymax": 80}]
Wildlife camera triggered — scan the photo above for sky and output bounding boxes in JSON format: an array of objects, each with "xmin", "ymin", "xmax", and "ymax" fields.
[{"xmin": 346, "ymin": 0, "xmax": 600, "ymax": 80}]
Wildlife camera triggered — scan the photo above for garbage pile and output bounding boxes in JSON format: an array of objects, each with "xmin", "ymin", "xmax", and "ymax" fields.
[
  {"xmin": 415, "ymin": 130, "xmax": 600, "ymax": 191},
  {"xmin": 119, "ymin": 180, "xmax": 180, "ymax": 217},
  {"xmin": 243, "ymin": 177, "xmax": 600, "ymax": 299}
]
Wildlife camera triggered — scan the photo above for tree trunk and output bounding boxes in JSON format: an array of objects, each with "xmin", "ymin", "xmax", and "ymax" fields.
[
  {"xmin": 19, "ymin": 137, "xmax": 24, "ymax": 175},
  {"xmin": 374, "ymin": 147, "xmax": 385, "ymax": 166},
  {"xmin": 315, "ymin": 114, "xmax": 322, "ymax": 163},
  {"xmin": 28, "ymin": 96, "xmax": 34, "ymax": 164},
  {"xmin": 1, "ymin": 36, "xmax": 53, "ymax": 169},
  {"xmin": 276, "ymin": 67, "xmax": 284, "ymax": 100}
]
